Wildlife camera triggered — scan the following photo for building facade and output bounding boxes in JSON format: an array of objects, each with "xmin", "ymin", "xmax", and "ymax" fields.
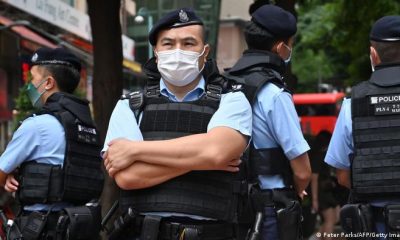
[{"xmin": 0, "ymin": 0, "xmax": 139, "ymax": 152}]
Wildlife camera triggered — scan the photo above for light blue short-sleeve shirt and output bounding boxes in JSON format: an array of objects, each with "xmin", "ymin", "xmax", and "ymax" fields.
[
  {"xmin": 252, "ymin": 83, "xmax": 310, "ymax": 189},
  {"xmin": 324, "ymin": 98, "xmax": 354, "ymax": 170},
  {"xmin": 0, "ymin": 114, "xmax": 66, "ymax": 211}
]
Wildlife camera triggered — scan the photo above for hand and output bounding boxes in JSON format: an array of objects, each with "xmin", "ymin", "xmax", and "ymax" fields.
[
  {"xmin": 298, "ymin": 190, "xmax": 307, "ymax": 200},
  {"xmin": 104, "ymin": 138, "xmax": 137, "ymax": 177},
  {"xmin": 4, "ymin": 174, "xmax": 18, "ymax": 192},
  {"xmin": 217, "ymin": 159, "xmax": 242, "ymax": 172}
]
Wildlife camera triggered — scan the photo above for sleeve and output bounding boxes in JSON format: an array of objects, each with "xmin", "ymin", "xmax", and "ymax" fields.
[
  {"xmin": 268, "ymin": 92, "xmax": 310, "ymax": 160},
  {"xmin": 102, "ymin": 99, "xmax": 144, "ymax": 154},
  {"xmin": 324, "ymin": 98, "xmax": 353, "ymax": 170},
  {"xmin": 0, "ymin": 118, "xmax": 40, "ymax": 174},
  {"xmin": 207, "ymin": 91, "xmax": 252, "ymax": 137}
]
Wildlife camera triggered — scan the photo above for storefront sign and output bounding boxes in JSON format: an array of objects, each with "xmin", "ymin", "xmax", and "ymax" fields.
[
  {"xmin": 122, "ymin": 35, "xmax": 135, "ymax": 61},
  {"xmin": 3, "ymin": 0, "xmax": 91, "ymax": 40},
  {"xmin": 2, "ymin": 0, "xmax": 135, "ymax": 60}
]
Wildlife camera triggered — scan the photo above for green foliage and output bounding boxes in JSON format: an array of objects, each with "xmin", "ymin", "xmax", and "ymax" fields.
[
  {"xmin": 12, "ymin": 84, "xmax": 35, "ymax": 130},
  {"xmin": 73, "ymin": 86, "xmax": 87, "ymax": 99},
  {"xmin": 293, "ymin": 0, "xmax": 400, "ymax": 92},
  {"xmin": 293, "ymin": 1, "xmax": 344, "ymax": 92}
]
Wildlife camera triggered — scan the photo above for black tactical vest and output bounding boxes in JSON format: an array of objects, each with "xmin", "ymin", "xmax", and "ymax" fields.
[
  {"xmin": 224, "ymin": 50, "xmax": 294, "ymax": 186},
  {"xmin": 351, "ymin": 65, "xmax": 400, "ymax": 202},
  {"xmin": 18, "ymin": 92, "xmax": 104, "ymax": 205},
  {"xmin": 120, "ymin": 58, "xmax": 247, "ymax": 222}
]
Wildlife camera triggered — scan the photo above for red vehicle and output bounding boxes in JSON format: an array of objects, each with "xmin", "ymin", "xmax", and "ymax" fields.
[{"xmin": 293, "ymin": 92, "xmax": 345, "ymax": 137}]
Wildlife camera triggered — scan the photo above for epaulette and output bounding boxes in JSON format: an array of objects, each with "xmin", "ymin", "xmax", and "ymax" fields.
[
  {"xmin": 205, "ymin": 84, "xmax": 223, "ymax": 101},
  {"xmin": 121, "ymin": 91, "xmax": 145, "ymax": 121},
  {"xmin": 223, "ymin": 67, "xmax": 290, "ymax": 104}
]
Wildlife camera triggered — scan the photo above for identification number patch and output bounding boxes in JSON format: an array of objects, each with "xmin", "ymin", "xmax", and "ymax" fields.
[{"xmin": 370, "ymin": 94, "xmax": 400, "ymax": 115}]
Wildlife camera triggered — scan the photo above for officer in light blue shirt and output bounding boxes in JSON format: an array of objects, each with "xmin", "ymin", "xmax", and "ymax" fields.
[
  {"xmin": 325, "ymin": 16, "xmax": 400, "ymax": 238},
  {"xmin": 0, "ymin": 48, "xmax": 83, "ymax": 212},
  {"xmin": 0, "ymin": 114, "xmax": 65, "ymax": 211},
  {"xmin": 0, "ymin": 48, "xmax": 104, "ymax": 240},
  {"xmin": 102, "ymin": 8, "xmax": 251, "ymax": 240},
  {"xmin": 224, "ymin": 5, "xmax": 311, "ymax": 240}
]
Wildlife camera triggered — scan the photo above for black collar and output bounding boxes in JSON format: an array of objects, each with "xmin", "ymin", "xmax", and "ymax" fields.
[
  {"xmin": 228, "ymin": 49, "xmax": 286, "ymax": 75},
  {"xmin": 370, "ymin": 64, "xmax": 400, "ymax": 87},
  {"xmin": 43, "ymin": 92, "xmax": 92, "ymax": 126}
]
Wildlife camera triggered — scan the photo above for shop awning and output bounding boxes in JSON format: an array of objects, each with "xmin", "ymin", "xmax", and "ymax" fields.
[
  {"xmin": 123, "ymin": 59, "xmax": 142, "ymax": 73},
  {"xmin": 62, "ymin": 35, "xmax": 142, "ymax": 73},
  {"xmin": 0, "ymin": 15, "xmax": 57, "ymax": 48}
]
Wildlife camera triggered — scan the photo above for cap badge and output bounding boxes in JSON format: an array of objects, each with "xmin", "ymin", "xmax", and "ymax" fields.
[
  {"xmin": 179, "ymin": 9, "xmax": 189, "ymax": 22},
  {"xmin": 31, "ymin": 53, "xmax": 38, "ymax": 62}
]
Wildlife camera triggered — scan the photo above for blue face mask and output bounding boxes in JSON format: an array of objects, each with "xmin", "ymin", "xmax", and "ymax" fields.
[
  {"xmin": 26, "ymin": 79, "xmax": 47, "ymax": 108},
  {"xmin": 283, "ymin": 43, "xmax": 292, "ymax": 64}
]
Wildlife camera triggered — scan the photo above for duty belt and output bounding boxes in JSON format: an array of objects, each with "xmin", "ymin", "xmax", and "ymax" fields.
[
  {"xmin": 251, "ymin": 187, "xmax": 298, "ymax": 211},
  {"xmin": 113, "ymin": 214, "xmax": 235, "ymax": 240}
]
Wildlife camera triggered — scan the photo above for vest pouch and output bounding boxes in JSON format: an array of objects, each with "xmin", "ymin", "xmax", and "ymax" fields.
[
  {"xmin": 63, "ymin": 205, "xmax": 101, "ymax": 240},
  {"xmin": 18, "ymin": 163, "xmax": 61, "ymax": 205},
  {"xmin": 276, "ymin": 200, "xmax": 302, "ymax": 240},
  {"xmin": 340, "ymin": 204, "xmax": 373, "ymax": 235},
  {"xmin": 62, "ymin": 136, "xmax": 104, "ymax": 204},
  {"xmin": 20, "ymin": 211, "xmax": 47, "ymax": 240},
  {"xmin": 385, "ymin": 204, "xmax": 400, "ymax": 232},
  {"xmin": 108, "ymin": 207, "xmax": 138, "ymax": 240}
]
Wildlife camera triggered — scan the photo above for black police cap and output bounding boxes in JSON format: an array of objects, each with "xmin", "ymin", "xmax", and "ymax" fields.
[
  {"xmin": 149, "ymin": 8, "xmax": 203, "ymax": 46},
  {"xmin": 31, "ymin": 47, "xmax": 81, "ymax": 72},
  {"xmin": 251, "ymin": 4, "xmax": 297, "ymax": 39},
  {"xmin": 370, "ymin": 15, "xmax": 400, "ymax": 42}
]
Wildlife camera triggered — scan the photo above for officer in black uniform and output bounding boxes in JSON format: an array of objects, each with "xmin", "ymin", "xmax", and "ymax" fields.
[
  {"xmin": 224, "ymin": 4, "xmax": 311, "ymax": 240},
  {"xmin": 0, "ymin": 48, "xmax": 104, "ymax": 240},
  {"xmin": 325, "ymin": 16, "xmax": 400, "ymax": 239},
  {"xmin": 102, "ymin": 8, "xmax": 252, "ymax": 240}
]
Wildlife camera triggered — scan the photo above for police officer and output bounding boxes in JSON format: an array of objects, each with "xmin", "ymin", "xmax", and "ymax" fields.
[
  {"xmin": 102, "ymin": 8, "xmax": 252, "ymax": 240},
  {"xmin": 0, "ymin": 48, "xmax": 104, "ymax": 240},
  {"xmin": 224, "ymin": 4, "xmax": 311, "ymax": 240},
  {"xmin": 325, "ymin": 16, "xmax": 400, "ymax": 239}
]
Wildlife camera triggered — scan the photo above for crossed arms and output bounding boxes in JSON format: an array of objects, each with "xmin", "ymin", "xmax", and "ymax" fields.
[{"xmin": 104, "ymin": 126, "xmax": 247, "ymax": 190}]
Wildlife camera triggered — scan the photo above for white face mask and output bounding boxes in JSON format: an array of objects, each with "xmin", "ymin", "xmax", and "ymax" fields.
[
  {"xmin": 370, "ymin": 54, "xmax": 375, "ymax": 72},
  {"xmin": 156, "ymin": 47, "xmax": 206, "ymax": 87},
  {"xmin": 283, "ymin": 43, "xmax": 292, "ymax": 64}
]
